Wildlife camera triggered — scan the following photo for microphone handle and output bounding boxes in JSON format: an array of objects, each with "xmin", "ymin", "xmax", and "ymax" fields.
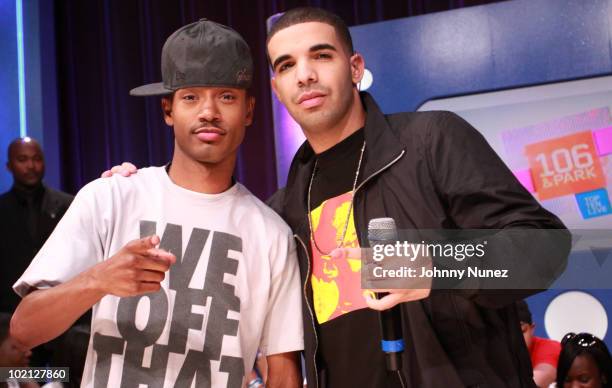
[{"xmin": 376, "ymin": 292, "xmax": 404, "ymax": 371}]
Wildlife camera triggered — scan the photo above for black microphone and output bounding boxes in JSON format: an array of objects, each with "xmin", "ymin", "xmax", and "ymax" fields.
[{"xmin": 368, "ymin": 217, "xmax": 404, "ymax": 372}]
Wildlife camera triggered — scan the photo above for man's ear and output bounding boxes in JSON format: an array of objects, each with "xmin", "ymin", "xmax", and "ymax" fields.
[
  {"xmin": 161, "ymin": 98, "xmax": 173, "ymax": 126},
  {"xmin": 270, "ymin": 77, "xmax": 281, "ymax": 102},
  {"xmin": 245, "ymin": 96, "xmax": 255, "ymax": 126},
  {"xmin": 349, "ymin": 52, "xmax": 365, "ymax": 85}
]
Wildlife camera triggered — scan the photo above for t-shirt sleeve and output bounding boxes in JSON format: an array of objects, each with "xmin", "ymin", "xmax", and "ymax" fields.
[
  {"xmin": 532, "ymin": 337, "xmax": 561, "ymax": 367},
  {"xmin": 13, "ymin": 180, "xmax": 109, "ymax": 298},
  {"xmin": 258, "ymin": 227, "xmax": 304, "ymax": 356}
]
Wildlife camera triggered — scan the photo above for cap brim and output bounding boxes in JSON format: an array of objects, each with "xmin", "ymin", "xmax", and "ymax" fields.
[{"xmin": 129, "ymin": 82, "xmax": 174, "ymax": 96}]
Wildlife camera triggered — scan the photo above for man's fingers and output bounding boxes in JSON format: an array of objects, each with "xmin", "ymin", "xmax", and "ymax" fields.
[
  {"xmin": 364, "ymin": 292, "xmax": 404, "ymax": 311},
  {"xmin": 126, "ymin": 235, "xmax": 160, "ymax": 252},
  {"xmin": 122, "ymin": 162, "xmax": 137, "ymax": 172},
  {"xmin": 136, "ymin": 269, "xmax": 166, "ymax": 283},
  {"xmin": 364, "ymin": 289, "xmax": 431, "ymax": 311},
  {"xmin": 120, "ymin": 162, "xmax": 137, "ymax": 177},
  {"xmin": 101, "ymin": 162, "xmax": 138, "ymax": 178},
  {"xmin": 137, "ymin": 254, "xmax": 174, "ymax": 272},
  {"xmin": 145, "ymin": 248, "xmax": 177, "ymax": 265},
  {"xmin": 136, "ymin": 282, "xmax": 162, "ymax": 294},
  {"xmin": 329, "ymin": 247, "xmax": 363, "ymax": 261}
]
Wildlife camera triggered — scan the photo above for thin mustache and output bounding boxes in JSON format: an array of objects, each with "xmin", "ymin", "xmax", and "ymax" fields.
[{"xmin": 191, "ymin": 123, "xmax": 226, "ymax": 133}]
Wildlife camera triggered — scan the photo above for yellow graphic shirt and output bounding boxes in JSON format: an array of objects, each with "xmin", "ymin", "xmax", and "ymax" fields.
[{"xmin": 310, "ymin": 191, "xmax": 369, "ymax": 324}]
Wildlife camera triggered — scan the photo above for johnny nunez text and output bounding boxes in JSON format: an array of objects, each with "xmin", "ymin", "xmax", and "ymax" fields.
[{"xmin": 372, "ymin": 266, "xmax": 509, "ymax": 279}]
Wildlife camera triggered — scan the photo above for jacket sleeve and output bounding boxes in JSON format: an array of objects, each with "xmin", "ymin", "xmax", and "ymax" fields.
[{"xmin": 426, "ymin": 111, "xmax": 571, "ymax": 307}]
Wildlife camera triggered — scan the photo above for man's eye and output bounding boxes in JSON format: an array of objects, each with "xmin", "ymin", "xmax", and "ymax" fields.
[
  {"xmin": 278, "ymin": 62, "xmax": 293, "ymax": 73},
  {"xmin": 182, "ymin": 95, "xmax": 196, "ymax": 101},
  {"xmin": 315, "ymin": 52, "xmax": 331, "ymax": 59},
  {"xmin": 221, "ymin": 94, "xmax": 236, "ymax": 101}
]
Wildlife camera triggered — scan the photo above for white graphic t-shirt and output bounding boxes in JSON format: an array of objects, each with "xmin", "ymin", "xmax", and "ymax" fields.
[{"xmin": 14, "ymin": 167, "xmax": 303, "ymax": 388}]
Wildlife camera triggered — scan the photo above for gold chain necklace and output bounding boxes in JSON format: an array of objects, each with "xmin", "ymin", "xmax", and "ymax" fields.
[{"xmin": 307, "ymin": 140, "xmax": 366, "ymax": 256}]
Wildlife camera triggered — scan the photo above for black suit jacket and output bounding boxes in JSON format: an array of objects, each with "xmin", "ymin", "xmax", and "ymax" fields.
[{"xmin": 0, "ymin": 184, "xmax": 73, "ymax": 313}]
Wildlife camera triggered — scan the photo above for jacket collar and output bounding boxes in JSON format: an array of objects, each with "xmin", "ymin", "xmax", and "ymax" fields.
[
  {"xmin": 10, "ymin": 183, "xmax": 45, "ymax": 205},
  {"xmin": 359, "ymin": 92, "xmax": 405, "ymax": 181},
  {"xmin": 281, "ymin": 92, "xmax": 405, "ymax": 230}
]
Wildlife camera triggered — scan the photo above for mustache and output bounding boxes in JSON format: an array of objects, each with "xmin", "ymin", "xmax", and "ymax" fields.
[{"xmin": 190, "ymin": 121, "xmax": 227, "ymax": 133}]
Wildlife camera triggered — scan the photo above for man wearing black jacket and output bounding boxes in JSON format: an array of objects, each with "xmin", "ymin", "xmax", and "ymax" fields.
[
  {"xmin": 0, "ymin": 137, "xmax": 74, "ymax": 368},
  {"xmin": 266, "ymin": 7, "xmax": 570, "ymax": 388},
  {"xmin": 0, "ymin": 138, "xmax": 73, "ymax": 315}
]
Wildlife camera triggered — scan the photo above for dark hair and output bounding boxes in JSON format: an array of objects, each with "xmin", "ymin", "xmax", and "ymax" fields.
[
  {"xmin": 557, "ymin": 332, "xmax": 612, "ymax": 387},
  {"xmin": 516, "ymin": 300, "xmax": 533, "ymax": 324},
  {"xmin": 266, "ymin": 7, "xmax": 354, "ymax": 60}
]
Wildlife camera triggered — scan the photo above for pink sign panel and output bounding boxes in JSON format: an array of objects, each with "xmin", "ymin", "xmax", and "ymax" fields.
[
  {"xmin": 513, "ymin": 168, "xmax": 535, "ymax": 193},
  {"xmin": 594, "ymin": 126, "xmax": 612, "ymax": 156}
]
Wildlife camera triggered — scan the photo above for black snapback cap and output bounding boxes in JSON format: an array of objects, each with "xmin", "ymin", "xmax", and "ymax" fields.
[{"xmin": 130, "ymin": 19, "xmax": 253, "ymax": 96}]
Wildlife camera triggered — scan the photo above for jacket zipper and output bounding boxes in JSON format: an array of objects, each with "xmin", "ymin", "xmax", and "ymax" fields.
[
  {"xmin": 352, "ymin": 149, "xmax": 406, "ymax": 271},
  {"xmin": 295, "ymin": 234, "xmax": 319, "ymax": 388},
  {"xmin": 355, "ymin": 150, "xmax": 406, "ymax": 195}
]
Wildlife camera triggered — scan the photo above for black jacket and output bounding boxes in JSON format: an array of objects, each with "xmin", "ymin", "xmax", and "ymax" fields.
[
  {"xmin": 0, "ymin": 184, "xmax": 73, "ymax": 313},
  {"xmin": 268, "ymin": 93, "xmax": 570, "ymax": 388}
]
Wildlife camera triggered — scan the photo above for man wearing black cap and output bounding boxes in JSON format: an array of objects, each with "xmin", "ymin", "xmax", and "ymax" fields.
[{"xmin": 11, "ymin": 19, "xmax": 303, "ymax": 387}]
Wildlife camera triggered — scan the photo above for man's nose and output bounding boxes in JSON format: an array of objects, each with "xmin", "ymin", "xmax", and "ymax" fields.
[
  {"xmin": 296, "ymin": 60, "xmax": 317, "ymax": 87},
  {"xmin": 197, "ymin": 101, "xmax": 221, "ymax": 123}
]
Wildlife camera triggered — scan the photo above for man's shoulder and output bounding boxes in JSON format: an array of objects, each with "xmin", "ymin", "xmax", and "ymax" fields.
[
  {"xmin": 265, "ymin": 188, "xmax": 285, "ymax": 215},
  {"xmin": 45, "ymin": 186, "xmax": 74, "ymax": 203},
  {"xmin": 235, "ymin": 184, "xmax": 291, "ymax": 234},
  {"xmin": 73, "ymin": 166, "xmax": 163, "ymax": 202},
  {"xmin": 387, "ymin": 110, "xmax": 469, "ymax": 134},
  {"xmin": 385, "ymin": 110, "xmax": 481, "ymax": 150},
  {"xmin": 0, "ymin": 190, "xmax": 15, "ymax": 214},
  {"xmin": 0, "ymin": 190, "xmax": 12, "ymax": 203}
]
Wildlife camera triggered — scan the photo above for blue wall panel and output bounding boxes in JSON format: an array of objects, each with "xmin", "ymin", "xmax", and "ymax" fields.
[
  {"xmin": 0, "ymin": 0, "xmax": 61, "ymax": 193},
  {"xmin": 349, "ymin": 0, "xmax": 612, "ymax": 113},
  {"xmin": 0, "ymin": 0, "xmax": 22, "ymax": 192}
]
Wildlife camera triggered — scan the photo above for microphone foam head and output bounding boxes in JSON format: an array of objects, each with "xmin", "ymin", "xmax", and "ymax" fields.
[{"xmin": 368, "ymin": 217, "xmax": 398, "ymax": 241}]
